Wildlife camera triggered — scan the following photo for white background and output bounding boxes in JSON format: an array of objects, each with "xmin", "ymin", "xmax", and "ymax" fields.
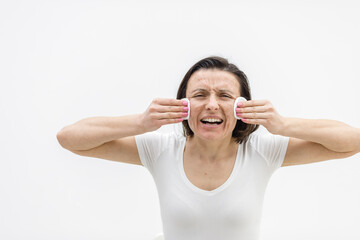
[{"xmin": 1, "ymin": 0, "xmax": 360, "ymax": 239}]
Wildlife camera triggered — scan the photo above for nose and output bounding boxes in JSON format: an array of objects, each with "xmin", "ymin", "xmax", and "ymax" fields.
[{"xmin": 205, "ymin": 95, "xmax": 219, "ymax": 110}]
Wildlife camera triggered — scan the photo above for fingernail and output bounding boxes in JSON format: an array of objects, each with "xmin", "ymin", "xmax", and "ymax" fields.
[
  {"xmin": 182, "ymin": 101, "xmax": 188, "ymax": 106},
  {"xmin": 183, "ymin": 107, "xmax": 189, "ymax": 111},
  {"xmin": 237, "ymin": 102, "xmax": 243, "ymax": 107},
  {"xmin": 178, "ymin": 118, "xmax": 183, "ymax": 122},
  {"xmin": 182, "ymin": 112, "xmax": 188, "ymax": 116},
  {"xmin": 237, "ymin": 112, "xmax": 242, "ymax": 116}
]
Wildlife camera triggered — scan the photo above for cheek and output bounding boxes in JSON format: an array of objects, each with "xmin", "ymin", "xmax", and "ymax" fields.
[
  {"xmin": 188, "ymin": 102, "xmax": 235, "ymax": 123},
  {"xmin": 225, "ymin": 105, "xmax": 236, "ymax": 120},
  {"xmin": 226, "ymin": 117, "xmax": 237, "ymax": 127},
  {"xmin": 225, "ymin": 108, "xmax": 239, "ymax": 128},
  {"xmin": 189, "ymin": 104, "xmax": 201, "ymax": 117}
]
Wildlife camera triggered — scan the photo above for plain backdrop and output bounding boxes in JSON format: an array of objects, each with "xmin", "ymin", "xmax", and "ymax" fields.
[{"xmin": 1, "ymin": 0, "xmax": 360, "ymax": 239}]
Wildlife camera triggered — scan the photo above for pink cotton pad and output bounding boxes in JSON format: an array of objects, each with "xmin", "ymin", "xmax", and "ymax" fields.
[
  {"xmin": 182, "ymin": 98, "xmax": 190, "ymax": 120},
  {"xmin": 234, "ymin": 97, "xmax": 247, "ymax": 120}
]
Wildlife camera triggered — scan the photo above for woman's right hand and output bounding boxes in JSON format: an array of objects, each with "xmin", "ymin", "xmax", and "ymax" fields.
[{"xmin": 140, "ymin": 98, "xmax": 189, "ymax": 132}]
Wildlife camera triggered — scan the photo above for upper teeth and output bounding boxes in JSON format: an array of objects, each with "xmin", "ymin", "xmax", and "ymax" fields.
[{"xmin": 202, "ymin": 118, "xmax": 222, "ymax": 122}]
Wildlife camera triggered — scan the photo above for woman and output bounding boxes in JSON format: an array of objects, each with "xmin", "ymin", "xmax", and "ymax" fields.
[{"xmin": 57, "ymin": 56, "xmax": 360, "ymax": 240}]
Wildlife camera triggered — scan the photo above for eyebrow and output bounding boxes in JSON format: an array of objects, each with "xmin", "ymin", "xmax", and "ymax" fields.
[{"xmin": 190, "ymin": 88, "xmax": 236, "ymax": 95}]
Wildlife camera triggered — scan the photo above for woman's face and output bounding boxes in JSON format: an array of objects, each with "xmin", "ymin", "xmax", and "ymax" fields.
[{"xmin": 185, "ymin": 69, "xmax": 241, "ymax": 142}]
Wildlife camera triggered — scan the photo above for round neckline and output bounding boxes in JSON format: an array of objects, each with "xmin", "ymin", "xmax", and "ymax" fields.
[{"xmin": 179, "ymin": 138, "xmax": 241, "ymax": 196}]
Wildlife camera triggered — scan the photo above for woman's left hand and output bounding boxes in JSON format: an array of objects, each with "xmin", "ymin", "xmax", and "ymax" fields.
[{"xmin": 235, "ymin": 99, "xmax": 285, "ymax": 135}]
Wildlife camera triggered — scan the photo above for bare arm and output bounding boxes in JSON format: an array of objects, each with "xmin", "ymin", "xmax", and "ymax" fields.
[
  {"xmin": 279, "ymin": 118, "xmax": 360, "ymax": 153},
  {"xmin": 236, "ymin": 100, "xmax": 360, "ymax": 166},
  {"xmin": 279, "ymin": 118, "xmax": 360, "ymax": 166},
  {"xmin": 56, "ymin": 98, "xmax": 188, "ymax": 165},
  {"xmin": 56, "ymin": 114, "xmax": 145, "ymax": 151}
]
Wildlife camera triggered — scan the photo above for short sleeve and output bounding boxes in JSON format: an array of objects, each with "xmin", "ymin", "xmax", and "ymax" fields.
[
  {"xmin": 248, "ymin": 133, "xmax": 289, "ymax": 172},
  {"xmin": 134, "ymin": 131, "xmax": 169, "ymax": 173}
]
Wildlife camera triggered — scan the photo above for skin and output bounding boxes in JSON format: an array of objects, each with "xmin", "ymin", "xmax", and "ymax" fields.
[
  {"xmin": 184, "ymin": 69, "xmax": 242, "ymax": 163},
  {"xmin": 58, "ymin": 69, "xmax": 360, "ymax": 170},
  {"xmin": 182, "ymin": 68, "xmax": 360, "ymax": 167},
  {"xmin": 235, "ymin": 92, "xmax": 360, "ymax": 167}
]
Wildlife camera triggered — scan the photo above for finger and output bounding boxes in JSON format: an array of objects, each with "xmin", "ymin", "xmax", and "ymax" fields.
[
  {"xmin": 153, "ymin": 98, "xmax": 188, "ymax": 106},
  {"xmin": 241, "ymin": 118, "xmax": 267, "ymax": 125},
  {"xmin": 237, "ymin": 99, "xmax": 267, "ymax": 108},
  {"xmin": 158, "ymin": 118, "xmax": 184, "ymax": 125},
  {"xmin": 236, "ymin": 112, "xmax": 270, "ymax": 119},
  {"xmin": 157, "ymin": 105, "xmax": 188, "ymax": 113},
  {"xmin": 235, "ymin": 105, "xmax": 267, "ymax": 113},
  {"xmin": 156, "ymin": 112, "xmax": 188, "ymax": 120}
]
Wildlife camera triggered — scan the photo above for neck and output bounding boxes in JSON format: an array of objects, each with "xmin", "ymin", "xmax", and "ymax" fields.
[{"xmin": 185, "ymin": 135, "xmax": 237, "ymax": 163}]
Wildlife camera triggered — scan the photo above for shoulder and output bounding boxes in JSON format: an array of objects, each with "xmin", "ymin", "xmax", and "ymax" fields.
[
  {"xmin": 245, "ymin": 132, "xmax": 289, "ymax": 156},
  {"xmin": 135, "ymin": 131, "xmax": 185, "ymax": 168},
  {"xmin": 247, "ymin": 132, "xmax": 288, "ymax": 146},
  {"xmin": 245, "ymin": 132, "xmax": 270, "ymax": 149},
  {"xmin": 244, "ymin": 133, "xmax": 289, "ymax": 170},
  {"xmin": 135, "ymin": 131, "xmax": 185, "ymax": 148}
]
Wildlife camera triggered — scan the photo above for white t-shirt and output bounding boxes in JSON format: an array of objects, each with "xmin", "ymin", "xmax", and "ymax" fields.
[{"xmin": 135, "ymin": 131, "xmax": 289, "ymax": 240}]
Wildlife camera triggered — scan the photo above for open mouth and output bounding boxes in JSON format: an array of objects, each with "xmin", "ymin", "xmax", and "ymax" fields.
[{"xmin": 200, "ymin": 118, "xmax": 224, "ymax": 125}]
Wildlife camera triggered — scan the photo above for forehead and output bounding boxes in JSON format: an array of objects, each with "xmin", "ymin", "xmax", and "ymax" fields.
[{"xmin": 186, "ymin": 69, "xmax": 240, "ymax": 95}]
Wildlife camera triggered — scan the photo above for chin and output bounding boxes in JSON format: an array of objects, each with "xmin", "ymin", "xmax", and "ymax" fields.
[{"xmin": 196, "ymin": 132, "xmax": 229, "ymax": 141}]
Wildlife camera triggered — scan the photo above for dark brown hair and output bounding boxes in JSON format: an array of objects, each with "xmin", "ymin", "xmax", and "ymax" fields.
[{"xmin": 176, "ymin": 56, "xmax": 258, "ymax": 143}]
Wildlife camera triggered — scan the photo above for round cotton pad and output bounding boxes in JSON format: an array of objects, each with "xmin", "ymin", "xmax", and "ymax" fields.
[
  {"xmin": 234, "ymin": 97, "xmax": 247, "ymax": 120},
  {"xmin": 182, "ymin": 98, "xmax": 190, "ymax": 120}
]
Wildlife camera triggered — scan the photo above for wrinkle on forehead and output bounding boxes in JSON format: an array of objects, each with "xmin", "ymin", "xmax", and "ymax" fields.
[{"xmin": 187, "ymin": 69, "xmax": 240, "ymax": 96}]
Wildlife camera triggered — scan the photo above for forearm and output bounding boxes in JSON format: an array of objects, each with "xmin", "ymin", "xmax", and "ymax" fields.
[
  {"xmin": 57, "ymin": 114, "xmax": 146, "ymax": 151},
  {"xmin": 279, "ymin": 117, "xmax": 360, "ymax": 153}
]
